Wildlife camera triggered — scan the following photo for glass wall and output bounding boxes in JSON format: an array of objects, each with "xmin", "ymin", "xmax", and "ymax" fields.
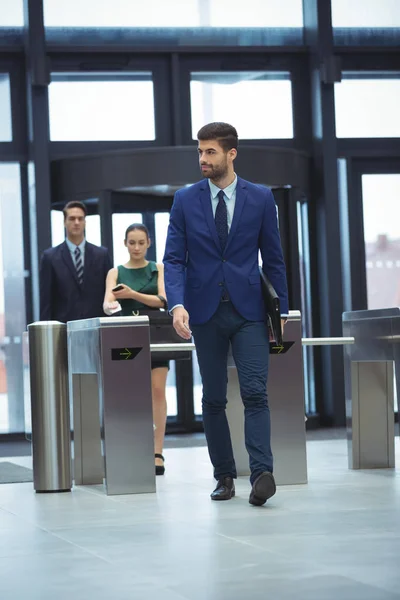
[
  {"xmin": 191, "ymin": 72, "xmax": 293, "ymax": 139},
  {"xmin": 0, "ymin": 164, "xmax": 26, "ymax": 433},
  {"xmin": 49, "ymin": 74, "xmax": 155, "ymax": 141},
  {"xmin": 335, "ymin": 74, "xmax": 400, "ymax": 138}
]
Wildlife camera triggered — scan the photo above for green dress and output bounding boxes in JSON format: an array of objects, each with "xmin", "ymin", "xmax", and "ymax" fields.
[
  {"xmin": 117, "ymin": 261, "xmax": 159, "ymax": 316},
  {"xmin": 117, "ymin": 261, "xmax": 168, "ymax": 370}
]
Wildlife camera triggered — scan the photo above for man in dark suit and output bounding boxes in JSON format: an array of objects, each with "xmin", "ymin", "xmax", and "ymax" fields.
[
  {"xmin": 163, "ymin": 122, "xmax": 289, "ymax": 506},
  {"xmin": 40, "ymin": 201, "xmax": 112, "ymax": 323}
]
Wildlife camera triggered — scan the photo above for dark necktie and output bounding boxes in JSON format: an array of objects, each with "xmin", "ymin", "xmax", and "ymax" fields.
[
  {"xmin": 215, "ymin": 190, "xmax": 228, "ymax": 252},
  {"xmin": 74, "ymin": 246, "xmax": 83, "ymax": 285}
]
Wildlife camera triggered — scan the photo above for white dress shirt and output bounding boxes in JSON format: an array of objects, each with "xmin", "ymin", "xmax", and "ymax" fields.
[{"xmin": 66, "ymin": 237, "xmax": 86, "ymax": 268}]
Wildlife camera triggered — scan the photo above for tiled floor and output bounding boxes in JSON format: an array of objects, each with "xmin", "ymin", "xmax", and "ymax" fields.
[{"xmin": 0, "ymin": 438, "xmax": 400, "ymax": 600}]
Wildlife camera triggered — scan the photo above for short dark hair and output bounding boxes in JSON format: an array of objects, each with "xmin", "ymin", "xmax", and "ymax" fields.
[
  {"xmin": 197, "ymin": 122, "xmax": 238, "ymax": 152},
  {"xmin": 63, "ymin": 201, "xmax": 87, "ymax": 219},
  {"xmin": 124, "ymin": 223, "xmax": 150, "ymax": 242}
]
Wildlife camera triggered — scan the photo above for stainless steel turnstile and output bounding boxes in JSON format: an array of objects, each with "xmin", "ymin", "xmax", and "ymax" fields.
[
  {"xmin": 226, "ymin": 310, "xmax": 308, "ymax": 484},
  {"xmin": 27, "ymin": 321, "xmax": 72, "ymax": 492},
  {"xmin": 343, "ymin": 308, "xmax": 400, "ymax": 470},
  {"xmin": 67, "ymin": 316, "xmax": 155, "ymax": 495}
]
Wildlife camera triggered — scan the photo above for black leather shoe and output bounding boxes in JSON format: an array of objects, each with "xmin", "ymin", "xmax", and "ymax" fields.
[
  {"xmin": 210, "ymin": 477, "xmax": 235, "ymax": 501},
  {"xmin": 249, "ymin": 472, "xmax": 276, "ymax": 506},
  {"xmin": 155, "ymin": 453, "xmax": 165, "ymax": 476}
]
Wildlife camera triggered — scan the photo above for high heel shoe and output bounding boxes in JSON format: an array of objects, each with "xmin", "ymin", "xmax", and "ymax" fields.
[{"xmin": 155, "ymin": 453, "xmax": 165, "ymax": 476}]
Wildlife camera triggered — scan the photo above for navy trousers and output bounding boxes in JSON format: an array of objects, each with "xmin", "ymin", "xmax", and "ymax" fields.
[{"xmin": 191, "ymin": 301, "xmax": 272, "ymax": 484}]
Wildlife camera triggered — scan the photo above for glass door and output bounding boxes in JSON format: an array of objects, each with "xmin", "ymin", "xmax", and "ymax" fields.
[
  {"xmin": 362, "ymin": 173, "xmax": 400, "ymax": 411},
  {"xmin": 362, "ymin": 174, "xmax": 400, "ymax": 309},
  {"xmin": 109, "ymin": 201, "xmax": 186, "ymax": 425}
]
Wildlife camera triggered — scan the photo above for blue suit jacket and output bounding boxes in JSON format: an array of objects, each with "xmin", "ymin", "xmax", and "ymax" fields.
[
  {"xmin": 163, "ymin": 176, "xmax": 289, "ymax": 325},
  {"xmin": 40, "ymin": 241, "xmax": 112, "ymax": 323}
]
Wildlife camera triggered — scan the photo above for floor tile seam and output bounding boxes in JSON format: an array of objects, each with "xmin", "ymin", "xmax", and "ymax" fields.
[
  {"xmin": 215, "ymin": 531, "xmax": 282, "ymax": 556},
  {"xmin": 243, "ymin": 537, "xmax": 400, "ymax": 572},
  {"xmin": 42, "ymin": 528, "xmax": 119, "ymax": 565},
  {"xmin": 0, "ymin": 506, "xmax": 118, "ymax": 565},
  {"xmin": 331, "ymin": 567, "xmax": 400, "ymax": 594},
  {"xmin": 0, "ymin": 504, "xmax": 54, "ymax": 533},
  {"xmin": 212, "ymin": 532, "xmax": 355, "ymax": 577},
  {"xmin": 218, "ymin": 534, "xmax": 389, "ymax": 574}
]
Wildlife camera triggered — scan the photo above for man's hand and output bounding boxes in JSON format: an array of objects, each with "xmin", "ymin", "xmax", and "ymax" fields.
[{"xmin": 172, "ymin": 306, "xmax": 191, "ymax": 340}]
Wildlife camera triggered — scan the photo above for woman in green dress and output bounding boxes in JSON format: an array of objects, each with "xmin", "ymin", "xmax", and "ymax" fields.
[{"xmin": 103, "ymin": 223, "xmax": 168, "ymax": 476}]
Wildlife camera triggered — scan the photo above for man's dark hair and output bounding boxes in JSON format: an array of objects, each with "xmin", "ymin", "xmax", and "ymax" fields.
[
  {"xmin": 63, "ymin": 201, "xmax": 87, "ymax": 219},
  {"xmin": 197, "ymin": 122, "xmax": 238, "ymax": 153},
  {"xmin": 124, "ymin": 223, "xmax": 150, "ymax": 242}
]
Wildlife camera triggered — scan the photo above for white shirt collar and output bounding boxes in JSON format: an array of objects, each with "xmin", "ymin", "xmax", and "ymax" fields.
[
  {"xmin": 66, "ymin": 237, "xmax": 86, "ymax": 253},
  {"xmin": 208, "ymin": 174, "xmax": 237, "ymax": 200}
]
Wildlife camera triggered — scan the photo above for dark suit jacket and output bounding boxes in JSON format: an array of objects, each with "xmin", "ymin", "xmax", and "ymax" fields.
[{"xmin": 39, "ymin": 241, "xmax": 112, "ymax": 323}]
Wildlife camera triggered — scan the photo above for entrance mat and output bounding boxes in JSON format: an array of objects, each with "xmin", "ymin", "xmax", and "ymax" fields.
[{"xmin": 0, "ymin": 461, "xmax": 33, "ymax": 484}]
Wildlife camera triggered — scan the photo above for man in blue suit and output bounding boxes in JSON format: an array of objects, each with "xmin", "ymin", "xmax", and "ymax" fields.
[
  {"xmin": 40, "ymin": 201, "xmax": 112, "ymax": 323},
  {"xmin": 163, "ymin": 122, "xmax": 289, "ymax": 506}
]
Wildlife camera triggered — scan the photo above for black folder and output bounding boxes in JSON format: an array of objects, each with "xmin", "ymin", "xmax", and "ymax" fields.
[{"xmin": 259, "ymin": 267, "xmax": 283, "ymax": 348}]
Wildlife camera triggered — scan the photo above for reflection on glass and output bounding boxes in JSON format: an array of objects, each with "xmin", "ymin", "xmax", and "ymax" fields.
[
  {"xmin": 332, "ymin": 0, "xmax": 400, "ymax": 27},
  {"xmin": 112, "ymin": 213, "xmax": 142, "ymax": 267},
  {"xmin": 191, "ymin": 72, "xmax": 293, "ymax": 139},
  {"xmin": 49, "ymin": 76, "xmax": 155, "ymax": 141},
  {"xmin": 0, "ymin": 74, "xmax": 12, "ymax": 142},
  {"xmin": 43, "ymin": 0, "xmax": 303, "ymax": 27},
  {"xmin": 0, "ymin": 0, "xmax": 23, "ymax": 26},
  {"xmin": 335, "ymin": 77, "xmax": 400, "ymax": 138}
]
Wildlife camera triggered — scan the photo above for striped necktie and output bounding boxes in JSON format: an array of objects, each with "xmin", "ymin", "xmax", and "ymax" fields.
[{"xmin": 74, "ymin": 246, "xmax": 83, "ymax": 285}]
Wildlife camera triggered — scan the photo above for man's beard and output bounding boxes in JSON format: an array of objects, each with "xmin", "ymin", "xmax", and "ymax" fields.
[{"xmin": 200, "ymin": 161, "xmax": 228, "ymax": 182}]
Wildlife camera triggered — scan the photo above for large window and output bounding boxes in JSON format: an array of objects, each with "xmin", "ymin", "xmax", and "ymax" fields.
[
  {"xmin": 332, "ymin": 0, "xmax": 400, "ymax": 27},
  {"xmin": 43, "ymin": 0, "xmax": 303, "ymax": 28},
  {"xmin": 335, "ymin": 75, "xmax": 400, "ymax": 138},
  {"xmin": 191, "ymin": 72, "xmax": 293, "ymax": 139},
  {"xmin": 0, "ymin": 0, "xmax": 23, "ymax": 26},
  {"xmin": 49, "ymin": 73, "xmax": 155, "ymax": 141},
  {"xmin": 0, "ymin": 74, "xmax": 12, "ymax": 142}
]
